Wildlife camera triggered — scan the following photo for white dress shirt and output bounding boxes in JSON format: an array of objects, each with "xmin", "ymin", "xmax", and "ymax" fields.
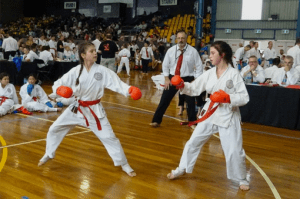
[
  {"xmin": 39, "ymin": 50, "xmax": 53, "ymax": 64},
  {"xmin": 271, "ymin": 67, "xmax": 300, "ymax": 85},
  {"xmin": 240, "ymin": 65, "xmax": 265, "ymax": 83},
  {"xmin": 264, "ymin": 65, "xmax": 279, "ymax": 79},
  {"xmin": 2, "ymin": 36, "xmax": 18, "ymax": 52},
  {"xmin": 287, "ymin": 45, "xmax": 300, "ymax": 67},
  {"xmin": 162, "ymin": 44, "xmax": 203, "ymax": 78},
  {"xmin": 25, "ymin": 50, "xmax": 39, "ymax": 62},
  {"xmin": 92, "ymin": 39, "xmax": 101, "ymax": 51},
  {"xmin": 140, "ymin": 47, "xmax": 153, "ymax": 60},
  {"xmin": 264, "ymin": 47, "xmax": 277, "ymax": 60}
]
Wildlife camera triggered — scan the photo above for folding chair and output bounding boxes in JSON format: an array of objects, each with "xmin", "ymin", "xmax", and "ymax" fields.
[{"xmin": 37, "ymin": 60, "xmax": 55, "ymax": 84}]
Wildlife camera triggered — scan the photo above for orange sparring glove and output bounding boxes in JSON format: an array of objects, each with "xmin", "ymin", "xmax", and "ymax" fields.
[
  {"xmin": 210, "ymin": 90, "xmax": 230, "ymax": 103},
  {"xmin": 171, "ymin": 75, "xmax": 184, "ymax": 89},
  {"xmin": 56, "ymin": 86, "xmax": 73, "ymax": 98},
  {"xmin": 17, "ymin": 106, "xmax": 32, "ymax": 115},
  {"xmin": 128, "ymin": 86, "xmax": 142, "ymax": 100}
]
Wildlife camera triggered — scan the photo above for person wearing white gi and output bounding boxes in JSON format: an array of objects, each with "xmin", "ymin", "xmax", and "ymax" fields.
[
  {"xmin": 287, "ymin": 38, "xmax": 300, "ymax": 68},
  {"xmin": 264, "ymin": 57, "xmax": 281, "ymax": 79},
  {"xmin": 249, "ymin": 42, "xmax": 261, "ymax": 60},
  {"xmin": 271, "ymin": 55, "xmax": 300, "ymax": 86},
  {"xmin": 240, "ymin": 56, "xmax": 265, "ymax": 83},
  {"xmin": 167, "ymin": 41, "xmax": 250, "ymax": 191},
  {"xmin": 117, "ymin": 43, "xmax": 131, "ymax": 76},
  {"xmin": 48, "ymin": 35, "xmax": 57, "ymax": 57},
  {"xmin": 20, "ymin": 74, "xmax": 61, "ymax": 112},
  {"xmin": 263, "ymin": 41, "xmax": 277, "ymax": 68},
  {"xmin": 0, "ymin": 72, "xmax": 19, "ymax": 116},
  {"xmin": 234, "ymin": 45, "xmax": 251, "ymax": 65},
  {"xmin": 1, "ymin": 32, "xmax": 18, "ymax": 59},
  {"xmin": 38, "ymin": 42, "xmax": 141, "ymax": 177}
]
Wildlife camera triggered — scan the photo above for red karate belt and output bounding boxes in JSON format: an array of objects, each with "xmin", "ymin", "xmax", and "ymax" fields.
[
  {"xmin": 32, "ymin": 97, "xmax": 37, "ymax": 101},
  {"xmin": 0, "ymin": 96, "xmax": 8, "ymax": 106},
  {"xmin": 181, "ymin": 101, "xmax": 219, "ymax": 127},
  {"xmin": 78, "ymin": 99, "xmax": 102, "ymax": 130}
]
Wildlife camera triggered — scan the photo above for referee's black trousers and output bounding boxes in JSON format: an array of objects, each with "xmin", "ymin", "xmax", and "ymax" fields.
[{"xmin": 152, "ymin": 75, "xmax": 196, "ymax": 124}]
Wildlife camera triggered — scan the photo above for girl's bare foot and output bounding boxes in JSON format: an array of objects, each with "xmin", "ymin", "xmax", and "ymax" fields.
[
  {"xmin": 122, "ymin": 163, "xmax": 136, "ymax": 177},
  {"xmin": 167, "ymin": 167, "xmax": 185, "ymax": 179},
  {"xmin": 38, "ymin": 154, "xmax": 51, "ymax": 166},
  {"xmin": 239, "ymin": 184, "xmax": 250, "ymax": 191}
]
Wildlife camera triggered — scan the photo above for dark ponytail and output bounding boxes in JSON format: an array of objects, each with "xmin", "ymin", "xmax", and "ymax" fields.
[
  {"xmin": 211, "ymin": 41, "xmax": 234, "ymax": 68},
  {"xmin": 75, "ymin": 41, "xmax": 95, "ymax": 86}
]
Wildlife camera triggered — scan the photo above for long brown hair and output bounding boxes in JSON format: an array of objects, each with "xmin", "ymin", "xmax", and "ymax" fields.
[
  {"xmin": 76, "ymin": 42, "xmax": 95, "ymax": 85},
  {"xmin": 211, "ymin": 41, "xmax": 234, "ymax": 68}
]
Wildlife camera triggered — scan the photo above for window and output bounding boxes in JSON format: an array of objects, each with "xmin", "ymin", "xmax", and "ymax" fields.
[{"xmin": 241, "ymin": 0, "xmax": 263, "ymax": 20}]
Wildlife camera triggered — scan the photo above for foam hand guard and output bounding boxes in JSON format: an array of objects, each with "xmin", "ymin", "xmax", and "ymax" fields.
[
  {"xmin": 128, "ymin": 86, "xmax": 142, "ymax": 100},
  {"xmin": 210, "ymin": 90, "xmax": 230, "ymax": 103},
  {"xmin": 56, "ymin": 86, "xmax": 73, "ymax": 98},
  {"xmin": 45, "ymin": 101, "xmax": 53, "ymax": 108},
  {"xmin": 171, "ymin": 75, "xmax": 184, "ymax": 89},
  {"xmin": 27, "ymin": 84, "xmax": 34, "ymax": 95}
]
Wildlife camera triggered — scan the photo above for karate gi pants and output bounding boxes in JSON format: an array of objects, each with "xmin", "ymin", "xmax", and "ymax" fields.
[
  {"xmin": 25, "ymin": 102, "xmax": 57, "ymax": 112},
  {"xmin": 152, "ymin": 75, "xmax": 196, "ymax": 124},
  {"xmin": 117, "ymin": 57, "xmax": 130, "ymax": 75},
  {"xmin": 0, "ymin": 99, "xmax": 14, "ymax": 116},
  {"xmin": 44, "ymin": 108, "xmax": 128, "ymax": 166},
  {"xmin": 178, "ymin": 112, "xmax": 249, "ymax": 185}
]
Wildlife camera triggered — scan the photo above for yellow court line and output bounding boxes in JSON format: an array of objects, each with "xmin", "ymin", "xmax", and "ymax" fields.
[
  {"xmin": 0, "ymin": 136, "xmax": 8, "ymax": 172},
  {"xmin": 102, "ymin": 101, "xmax": 281, "ymax": 199}
]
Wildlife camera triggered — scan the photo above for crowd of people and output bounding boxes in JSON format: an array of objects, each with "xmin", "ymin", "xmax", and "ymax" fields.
[{"xmin": 2, "ymin": 11, "xmax": 300, "ymax": 194}]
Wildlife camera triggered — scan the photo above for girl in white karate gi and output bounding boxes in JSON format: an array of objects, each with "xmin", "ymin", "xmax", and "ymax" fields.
[
  {"xmin": 20, "ymin": 74, "xmax": 62, "ymax": 113},
  {"xmin": 168, "ymin": 41, "xmax": 250, "ymax": 191},
  {"xmin": 38, "ymin": 42, "xmax": 142, "ymax": 177},
  {"xmin": 0, "ymin": 72, "xmax": 19, "ymax": 116},
  {"xmin": 117, "ymin": 43, "xmax": 131, "ymax": 76}
]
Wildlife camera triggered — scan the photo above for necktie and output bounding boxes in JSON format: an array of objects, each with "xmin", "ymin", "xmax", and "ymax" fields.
[
  {"xmin": 175, "ymin": 50, "xmax": 183, "ymax": 76},
  {"xmin": 251, "ymin": 71, "xmax": 253, "ymax": 83},
  {"xmin": 146, "ymin": 47, "xmax": 149, "ymax": 58}
]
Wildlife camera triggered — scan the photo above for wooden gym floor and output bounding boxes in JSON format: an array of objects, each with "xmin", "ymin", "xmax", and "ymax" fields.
[{"xmin": 0, "ymin": 70, "xmax": 299, "ymax": 199}]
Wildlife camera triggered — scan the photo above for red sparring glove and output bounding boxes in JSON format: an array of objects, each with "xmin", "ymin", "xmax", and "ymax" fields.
[
  {"xmin": 171, "ymin": 75, "xmax": 184, "ymax": 89},
  {"xmin": 210, "ymin": 90, "xmax": 230, "ymax": 103},
  {"xmin": 128, "ymin": 86, "xmax": 142, "ymax": 100},
  {"xmin": 17, "ymin": 106, "xmax": 32, "ymax": 115},
  {"xmin": 56, "ymin": 86, "xmax": 73, "ymax": 98}
]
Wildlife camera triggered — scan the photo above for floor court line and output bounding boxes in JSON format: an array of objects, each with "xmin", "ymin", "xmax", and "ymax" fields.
[
  {"xmin": 1, "ymin": 102, "xmax": 281, "ymax": 198},
  {"xmin": 0, "ymin": 136, "xmax": 8, "ymax": 172}
]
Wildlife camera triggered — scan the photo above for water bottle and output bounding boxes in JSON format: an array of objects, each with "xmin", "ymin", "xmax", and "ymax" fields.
[
  {"xmin": 282, "ymin": 74, "xmax": 287, "ymax": 85},
  {"xmin": 9, "ymin": 54, "xmax": 13, "ymax": 61},
  {"xmin": 245, "ymin": 72, "xmax": 252, "ymax": 84},
  {"xmin": 0, "ymin": 52, "xmax": 3, "ymax": 60}
]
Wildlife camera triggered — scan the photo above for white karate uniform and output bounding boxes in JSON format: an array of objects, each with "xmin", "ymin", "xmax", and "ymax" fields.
[
  {"xmin": 271, "ymin": 67, "xmax": 300, "ymax": 86},
  {"xmin": 92, "ymin": 39, "xmax": 101, "ymax": 51},
  {"xmin": 0, "ymin": 83, "xmax": 19, "ymax": 116},
  {"xmin": 151, "ymin": 74, "xmax": 165, "ymax": 90},
  {"xmin": 48, "ymin": 93, "xmax": 76, "ymax": 106},
  {"xmin": 43, "ymin": 63, "xmax": 131, "ymax": 167},
  {"xmin": 234, "ymin": 47, "xmax": 245, "ymax": 63},
  {"xmin": 240, "ymin": 65, "xmax": 265, "ymax": 83},
  {"xmin": 287, "ymin": 45, "xmax": 300, "ymax": 67},
  {"xmin": 178, "ymin": 66, "xmax": 249, "ymax": 186},
  {"xmin": 263, "ymin": 48, "xmax": 277, "ymax": 68},
  {"xmin": 48, "ymin": 40, "xmax": 56, "ymax": 56},
  {"xmin": 117, "ymin": 49, "xmax": 131, "ymax": 75},
  {"xmin": 264, "ymin": 65, "xmax": 279, "ymax": 79},
  {"xmin": 20, "ymin": 83, "xmax": 58, "ymax": 112},
  {"xmin": 63, "ymin": 50, "xmax": 74, "ymax": 59},
  {"xmin": 249, "ymin": 48, "xmax": 261, "ymax": 59}
]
